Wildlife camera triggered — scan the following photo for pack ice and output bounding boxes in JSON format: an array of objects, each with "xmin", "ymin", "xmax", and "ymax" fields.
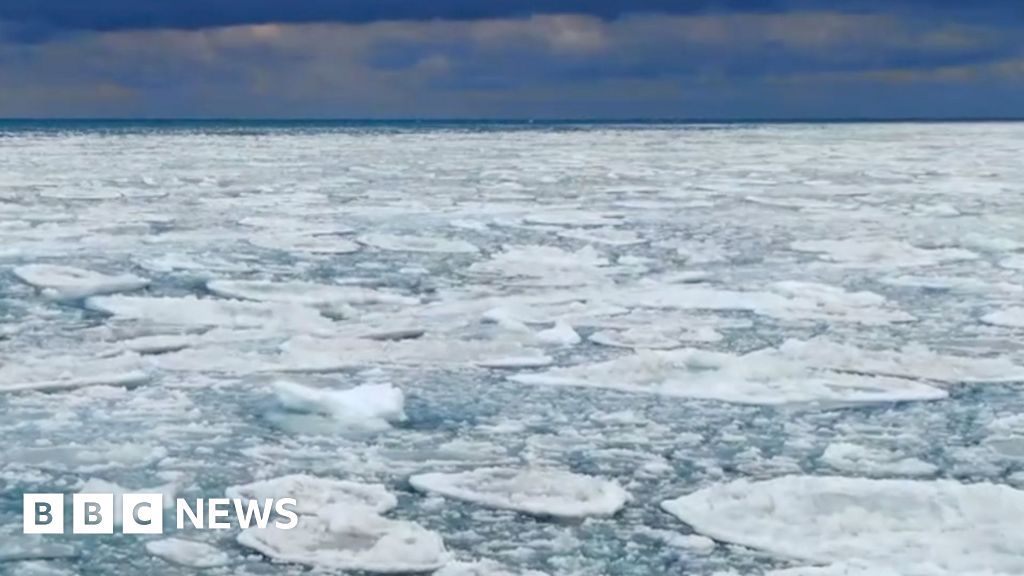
[
  {"xmin": 231, "ymin": 474, "xmax": 448, "ymax": 573},
  {"xmin": 13, "ymin": 264, "xmax": 149, "ymax": 299},
  {"xmin": 409, "ymin": 467, "xmax": 630, "ymax": 518},
  {"xmin": 662, "ymin": 475, "xmax": 1024, "ymax": 576}
]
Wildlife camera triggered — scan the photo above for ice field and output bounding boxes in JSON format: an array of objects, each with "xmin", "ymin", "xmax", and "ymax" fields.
[{"xmin": 2, "ymin": 121, "xmax": 1024, "ymax": 575}]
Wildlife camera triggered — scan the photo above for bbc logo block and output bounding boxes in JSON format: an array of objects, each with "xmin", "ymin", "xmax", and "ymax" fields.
[
  {"xmin": 23, "ymin": 494, "xmax": 64, "ymax": 534},
  {"xmin": 23, "ymin": 493, "xmax": 166, "ymax": 535},
  {"xmin": 23, "ymin": 492, "xmax": 297, "ymax": 534}
]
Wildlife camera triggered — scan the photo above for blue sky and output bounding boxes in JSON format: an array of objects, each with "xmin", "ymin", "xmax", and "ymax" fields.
[{"xmin": 0, "ymin": 1, "xmax": 1021, "ymax": 118}]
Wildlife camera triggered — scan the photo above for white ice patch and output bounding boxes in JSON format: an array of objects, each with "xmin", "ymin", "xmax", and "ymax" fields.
[
  {"xmin": 607, "ymin": 282, "xmax": 912, "ymax": 325},
  {"xmin": 0, "ymin": 534, "xmax": 77, "ymax": 562},
  {"xmin": 467, "ymin": 245, "xmax": 610, "ymax": 286},
  {"xmin": 880, "ymin": 275, "xmax": 1024, "ymax": 295},
  {"xmin": 476, "ymin": 356, "xmax": 554, "ymax": 369},
  {"xmin": 522, "ymin": 211, "xmax": 623, "ymax": 227},
  {"xmin": 589, "ymin": 326, "xmax": 722, "ymax": 349},
  {"xmin": 206, "ymin": 279, "xmax": 418, "ymax": 307},
  {"xmin": 237, "ymin": 510, "xmax": 448, "ymax": 574},
  {"xmin": 145, "ymin": 538, "xmax": 231, "ymax": 568},
  {"xmin": 557, "ymin": 227, "xmax": 645, "ymax": 246},
  {"xmin": 535, "ymin": 322, "xmax": 581, "ymax": 346},
  {"xmin": 272, "ymin": 381, "xmax": 406, "ymax": 430},
  {"xmin": 436, "ymin": 559, "xmax": 549, "ymax": 576},
  {"xmin": 409, "ymin": 467, "xmax": 630, "ymax": 518},
  {"xmin": 12, "ymin": 264, "xmax": 149, "ymax": 299},
  {"xmin": 0, "ymin": 353, "xmax": 150, "ymax": 393},
  {"xmin": 5, "ymin": 443, "xmax": 167, "ymax": 472},
  {"xmin": 85, "ymin": 295, "xmax": 334, "ymax": 332},
  {"xmin": 775, "ymin": 338, "xmax": 1024, "ymax": 384},
  {"xmin": 120, "ymin": 334, "xmax": 193, "ymax": 354},
  {"xmin": 276, "ymin": 334, "xmax": 549, "ymax": 371},
  {"xmin": 820, "ymin": 442, "xmax": 938, "ymax": 477},
  {"xmin": 1000, "ymin": 255, "xmax": 1024, "ymax": 271},
  {"xmin": 249, "ymin": 233, "xmax": 360, "ymax": 254},
  {"xmin": 790, "ymin": 239, "xmax": 977, "ymax": 267},
  {"xmin": 227, "ymin": 474, "xmax": 397, "ymax": 515},
  {"xmin": 510, "ymin": 348, "xmax": 946, "ymax": 406},
  {"xmin": 982, "ymin": 308, "xmax": 1024, "ymax": 328},
  {"xmin": 662, "ymin": 476, "xmax": 1024, "ymax": 575},
  {"xmin": 357, "ymin": 233, "xmax": 479, "ymax": 254}
]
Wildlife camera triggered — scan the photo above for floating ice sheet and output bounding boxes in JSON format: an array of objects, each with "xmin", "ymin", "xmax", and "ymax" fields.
[
  {"xmin": 86, "ymin": 295, "xmax": 334, "ymax": 332},
  {"xmin": 790, "ymin": 239, "xmax": 977, "ymax": 267},
  {"xmin": 0, "ymin": 353, "xmax": 150, "ymax": 394},
  {"xmin": 12, "ymin": 264, "xmax": 149, "ymax": 299},
  {"xmin": 272, "ymin": 381, "xmax": 406, "ymax": 431},
  {"xmin": 510, "ymin": 348, "xmax": 947, "ymax": 406},
  {"xmin": 409, "ymin": 467, "xmax": 630, "ymax": 518},
  {"xmin": 237, "ymin": 510, "xmax": 448, "ymax": 574},
  {"xmin": 357, "ymin": 233, "xmax": 480, "ymax": 253},
  {"xmin": 227, "ymin": 474, "xmax": 397, "ymax": 515},
  {"xmin": 145, "ymin": 538, "xmax": 231, "ymax": 568},
  {"xmin": 662, "ymin": 476, "xmax": 1024, "ymax": 576},
  {"xmin": 207, "ymin": 279, "xmax": 419, "ymax": 307}
]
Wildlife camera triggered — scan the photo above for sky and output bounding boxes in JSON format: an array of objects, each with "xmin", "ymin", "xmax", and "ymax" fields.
[{"xmin": 0, "ymin": 1, "xmax": 1021, "ymax": 119}]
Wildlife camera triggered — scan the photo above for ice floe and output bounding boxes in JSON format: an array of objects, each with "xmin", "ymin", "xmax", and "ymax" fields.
[
  {"xmin": 145, "ymin": 538, "xmax": 231, "ymax": 568},
  {"xmin": 85, "ymin": 295, "xmax": 334, "ymax": 332},
  {"xmin": 982, "ymin": 308, "xmax": 1024, "ymax": 328},
  {"xmin": 120, "ymin": 334, "xmax": 194, "ymax": 354},
  {"xmin": 0, "ymin": 353, "xmax": 150, "ymax": 394},
  {"xmin": 436, "ymin": 559, "xmax": 549, "ymax": 576},
  {"xmin": 880, "ymin": 274, "xmax": 1024, "ymax": 294},
  {"xmin": 357, "ymin": 233, "xmax": 480, "ymax": 253},
  {"xmin": 820, "ymin": 442, "xmax": 937, "ymax": 477},
  {"xmin": 606, "ymin": 282, "xmax": 913, "ymax": 325},
  {"xmin": 510, "ymin": 347, "xmax": 947, "ymax": 406},
  {"xmin": 999, "ymin": 255, "xmax": 1024, "ymax": 270},
  {"xmin": 237, "ymin": 509, "xmax": 448, "ymax": 573},
  {"xmin": 662, "ymin": 475, "xmax": 1024, "ymax": 575},
  {"xmin": 249, "ymin": 232, "xmax": 360, "ymax": 254},
  {"xmin": 790, "ymin": 239, "xmax": 977, "ymax": 267},
  {"xmin": 589, "ymin": 326, "xmax": 722, "ymax": 349},
  {"xmin": 206, "ymin": 279, "xmax": 419, "ymax": 307},
  {"xmin": 409, "ymin": 467, "xmax": 630, "ymax": 518},
  {"xmin": 557, "ymin": 227, "xmax": 645, "ymax": 246},
  {"xmin": 227, "ymin": 474, "xmax": 397, "ymax": 515},
  {"xmin": 467, "ymin": 245, "xmax": 611, "ymax": 286},
  {"xmin": 12, "ymin": 264, "xmax": 149, "ymax": 299},
  {"xmin": 774, "ymin": 338, "xmax": 1024, "ymax": 384},
  {"xmin": 272, "ymin": 381, "xmax": 406, "ymax": 431},
  {"xmin": 535, "ymin": 322, "xmax": 581, "ymax": 346},
  {"xmin": 0, "ymin": 534, "xmax": 76, "ymax": 562}
]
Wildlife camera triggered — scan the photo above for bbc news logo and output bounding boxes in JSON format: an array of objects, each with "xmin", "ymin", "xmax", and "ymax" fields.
[{"xmin": 24, "ymin": 493, "xmax": 298, "ymax": 534}]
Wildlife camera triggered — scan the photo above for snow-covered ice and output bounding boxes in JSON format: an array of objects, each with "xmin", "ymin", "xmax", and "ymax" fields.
[
  {"xmin": 226, "ymin": 474, "xmax": 398, "ymax": 515},
  {"xmin": 982, "ymin": 308, "xmax": 1024, "ymax": 328},
  {"xmin": 12, "ymin": 264, "xmax": 149, "ymax": 299},
  {"xmin": 145, "ymin": 538, "xmax": 231, "ymax": 568},
  {"xmin": 272, "ymin": 381, "xmax": 406, "ymax": 430},
  {"xmin": 206, "ymin": 279, "xmax": 419, "ymax": 307},
  {"xmin": 409, "ymin": 467, "xmax": 630, "ymax": 518},
  {"xmin": 237, "ymin": 511, "xmax": 449, "ymax": 573},
  {"xmin": 357, "ymin": 233, "xmax": 480, "ymax": 253},
  {"xmin": 662, "ymin": 475, "xmax": 1024, "ymax": 575},
  {"xmin": 511, "ymin": 348, "xmax": 947, "ymax": 406}
]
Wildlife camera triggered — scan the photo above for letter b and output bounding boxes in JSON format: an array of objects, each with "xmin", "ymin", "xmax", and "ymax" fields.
[
  {"xmin": 23, "ymin": 494, "xmax": 64, "ymax": 534},
  {"xmin": 73, "ymin": 494, "xmax": 113, "ymax": 534}
]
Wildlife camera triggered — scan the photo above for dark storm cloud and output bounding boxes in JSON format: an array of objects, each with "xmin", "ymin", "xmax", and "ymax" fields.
[{"xmin": 0, "ymin": 0, "xmax": 1020, "ymax": 35}]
